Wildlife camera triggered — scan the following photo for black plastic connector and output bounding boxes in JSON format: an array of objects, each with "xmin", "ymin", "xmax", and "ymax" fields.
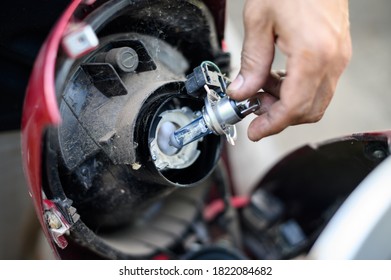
[{"xmin": 185, "ymin": 64, "xmax": 227, "ymax": 98}]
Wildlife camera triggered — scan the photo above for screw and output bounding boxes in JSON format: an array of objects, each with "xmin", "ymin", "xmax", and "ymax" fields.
[{"xmin": 105, "ymin": 47, "xmax": 139, "ymax": 73}]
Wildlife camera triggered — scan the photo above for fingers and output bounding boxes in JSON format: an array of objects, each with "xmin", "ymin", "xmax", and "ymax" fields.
[
  {"xmin": 246, "ymin": 10, "xmax": 351, "ymax": 142},
  {"xmin": 251, "ymin": 71, "xmax": 284, "ymax": 116},
  {"xmin": 248, "ymin": 56, "xmax": 333, "ymax": 141},
  {"xmin": 262, "ymin": 71, "xmax": 285, "ymax": 98},
  {"xmin": 254, "ymin": 92, "xmax": 279, "ymax": 115},
  {"xmin": 227, "ymin": 0, "xmax": 275, "ymax": 101},
  {"xmin": 248, "ymin": 102, "xmax": 290, "ymax": 141},
  {"xmin": 229, "ymin": 0, "xmax": 352, "ymax": 142}
]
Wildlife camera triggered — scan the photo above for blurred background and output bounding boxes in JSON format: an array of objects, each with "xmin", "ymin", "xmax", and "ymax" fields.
[{"xmin": 0, "ymin": 0, "xmax": 390, "ymax": 259}]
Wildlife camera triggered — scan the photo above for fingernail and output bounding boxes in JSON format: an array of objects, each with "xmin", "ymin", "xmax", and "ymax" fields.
[{"xmin": 228, "ymin": 74, "xmax": 244, "ymax": 92}]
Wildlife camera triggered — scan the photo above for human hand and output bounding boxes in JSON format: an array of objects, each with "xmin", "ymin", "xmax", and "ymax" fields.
[{"xmin": 227, "ymin": 0, "xmax": 352, "ymax": 141}]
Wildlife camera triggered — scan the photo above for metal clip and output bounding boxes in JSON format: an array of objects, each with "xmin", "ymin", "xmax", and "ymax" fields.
[{"xmin": 43, "ymin": 200, "xmax": 72, "ymax": 249}]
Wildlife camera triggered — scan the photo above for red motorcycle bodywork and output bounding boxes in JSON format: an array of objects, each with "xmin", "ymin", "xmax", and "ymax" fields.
[
  {"xmin": 21, "ymin": 0, "xmax": 81, "ymax": 252},
  {"xmin": 21, "ymin": 0, "xmax": 391, "ymax": 260},
  {"xmin": 21, "ymin": 0, "xmax": 227, "ymax": 256}
]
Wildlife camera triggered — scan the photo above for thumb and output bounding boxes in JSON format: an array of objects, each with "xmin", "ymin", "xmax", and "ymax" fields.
[{"xmin": 228, "ymin": 0, "xmax": 275, "ymax": 100}]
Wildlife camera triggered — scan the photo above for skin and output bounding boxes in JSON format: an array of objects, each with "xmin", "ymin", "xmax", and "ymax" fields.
[{"xmin": 227, "ymin": 0, "xmax": 352, "ymax": 141}]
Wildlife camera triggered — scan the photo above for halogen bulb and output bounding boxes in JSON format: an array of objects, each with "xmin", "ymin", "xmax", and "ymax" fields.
[
  {"xmin": 157, "ymin": 121, "xmax": 179, "ymax": 156},
  {"xmin": 169, "ymin": 116, "xmax": 211, "ymax": 149}
]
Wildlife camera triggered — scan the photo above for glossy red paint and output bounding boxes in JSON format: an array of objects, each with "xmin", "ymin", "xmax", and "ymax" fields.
[{"xmin": 21, "ymin": 0, "xmax": 82, "ymax": 253}]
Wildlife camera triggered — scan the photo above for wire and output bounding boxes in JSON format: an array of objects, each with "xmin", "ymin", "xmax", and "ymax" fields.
[
  {"xmin": 201, "ymin": 60, "xmax": 222, "ymax": 74},
  {"xmin": 204, "ymin": 196, "xmax": 250, "ymax": 222}
]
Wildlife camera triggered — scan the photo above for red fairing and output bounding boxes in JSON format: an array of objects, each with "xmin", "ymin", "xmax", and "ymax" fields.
[
  {"xmin": 21, "ymin": 0, "xmax": 82, "ymax": 252},
  {"xmin": 21, "ymin": 0, "xmax": 228, "ymax": 231},
  {"xmin": 21, "ymin": 0, "xmax": 231, "ymax": 259}
]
